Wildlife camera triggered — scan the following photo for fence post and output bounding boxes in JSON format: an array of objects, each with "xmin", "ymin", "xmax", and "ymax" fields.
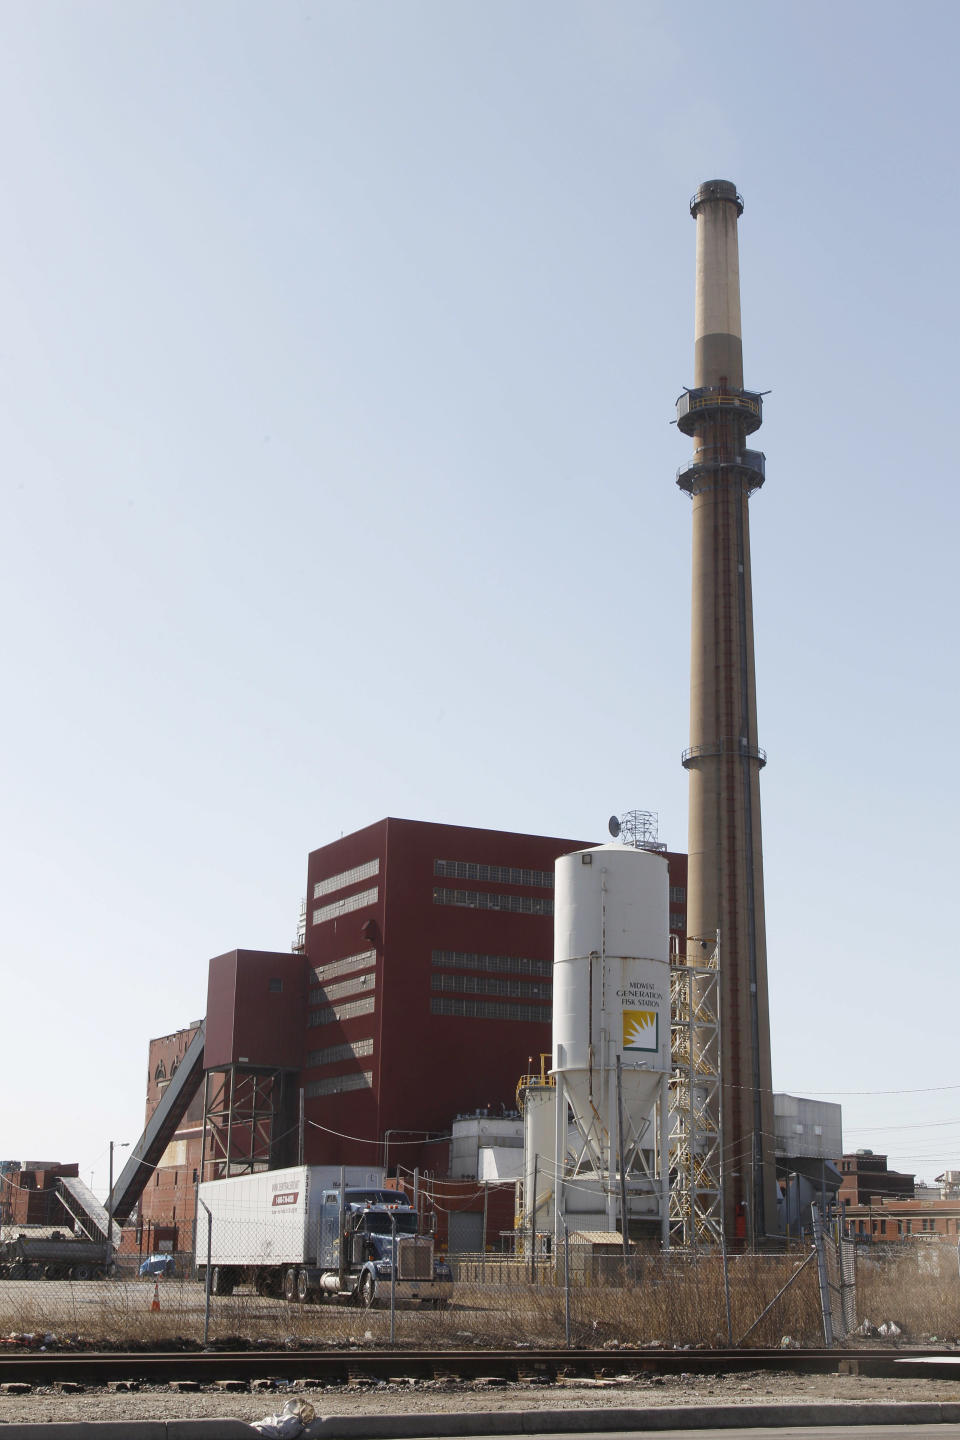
[
  {"xmin": 563, "ymin": 1221, "xmax": 571, "ymax": 1348},
  {"xmin": 529, "ymin": 1156, "xmax": 538, "ymax": 1283},
  {"xmin": 481, "ymin": 1183, "xmax": 488, "ymax": 1285},
  {"xmin": 838, "ymin": 1236, "xmax": 857, "ymax": 1336},
  {"xmin": 719, "ymin": 1213, "xmax": 733, "ymax": 1346},
  {"xmin": 198, "ymin": 1200, "xmax": 213, "ymax": 1350},
  {"xmin": 389, "ymin": 1212, "xmax": 397, "ymax": 1346},
  {"xmin": 615, "ymin": 1056, "xmax": 629, "ymax": 1273},
  {"xmin": 811, "ymin": 1203, "xmax": 834, "ymax": 1348}
]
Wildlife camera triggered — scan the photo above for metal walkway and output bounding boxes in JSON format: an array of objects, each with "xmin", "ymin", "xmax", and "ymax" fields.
[
  {"xmin": 56, "ymin": 1175, "xmax": 121, "ymax": 1246},
  {"xmin": 107, "ymin": 1020, "xmax": 206, "ymax": 1226}
]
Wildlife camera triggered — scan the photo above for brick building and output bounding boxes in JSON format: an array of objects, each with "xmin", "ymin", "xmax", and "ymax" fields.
[
  {"xmin": 0, "ymin": 1162, "xmax": 80, "ymax": 1228},
  {"xmin": 143, "ymin": 817, "xmax": 688, "ymax": 1252},
  {"xmin": 837, "ymin": 1151, "xmax": 914, "ymax": 1207},
  {"xmin": 293, "ymin": 818, "xmax": 593, "ymax": 1169},
  {"xmin": 837, "ymin": 1153, "xmax": 960, "ymax": 1245},
  {"xmin": 842, "ymin": 1195, "xmax": 960, "ymax": 1243},
  {"xmin": 137, "ymin": 1023, "xmax": 204, "ymax": 1254}
]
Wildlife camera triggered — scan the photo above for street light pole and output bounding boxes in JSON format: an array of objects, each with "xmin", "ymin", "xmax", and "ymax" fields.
[{"xmin": 105, "ymin": 1141, "xmax": 129, "ymax": 1274}]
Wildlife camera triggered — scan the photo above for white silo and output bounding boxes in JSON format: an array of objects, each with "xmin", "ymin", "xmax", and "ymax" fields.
[
  {"xmin": 552, "ymin": 844, "xmax": 671, "ymax": 1241},
  {"xmin": 521, "ymin": 1075, "xmax": 557, "ymax": 1253}
]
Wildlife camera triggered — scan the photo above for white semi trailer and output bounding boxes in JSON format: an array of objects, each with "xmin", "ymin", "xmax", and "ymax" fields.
[{"xmin": 195, "ymin": 1165, "xmax": 451, "ymax": 1307}]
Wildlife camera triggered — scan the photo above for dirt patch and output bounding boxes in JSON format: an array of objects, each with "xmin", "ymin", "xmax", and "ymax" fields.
[{"xmin": 3, "ymin": 1367, "xmax": 960, "ymax": 1426}]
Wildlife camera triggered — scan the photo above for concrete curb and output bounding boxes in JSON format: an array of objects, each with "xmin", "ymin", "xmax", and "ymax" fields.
[
  {"xmin": 304, "ymin": 1403, "xmax": 960, "ymax": 1434},
  {"xmin": 7, "ymin": 1403, "xmax": 960, "ymax": 1438}
]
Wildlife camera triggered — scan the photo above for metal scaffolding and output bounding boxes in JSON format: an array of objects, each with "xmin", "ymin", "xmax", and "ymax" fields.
[
  {"xmin": 669, "ymin": 939, "xmax": 723, "ymax": 1247},
  {"xmin": 610, "ymin": 809, "xmax": 667, "ymax": 852},
  {"xmin": 200, "ymin": 1066, "xmax": 297, "ymax": 1181}
]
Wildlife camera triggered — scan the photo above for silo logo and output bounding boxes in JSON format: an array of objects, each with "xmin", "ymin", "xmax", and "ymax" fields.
[{"xmin": 622, "ymin": 1009, "xmax": 658, "ymax": 1052}]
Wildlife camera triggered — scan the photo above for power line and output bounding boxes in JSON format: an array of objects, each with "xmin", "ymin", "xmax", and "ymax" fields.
[
  {"xmin": 305, "ymin": 1118, "xmax": 452, "ymax": 1148},
  {"xmin": 777, "ymin": 1082, "xmax": 960, "ymax": 1098}
]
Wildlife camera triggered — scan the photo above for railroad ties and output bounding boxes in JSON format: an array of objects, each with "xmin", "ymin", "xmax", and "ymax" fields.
[{"xmin": 1, "ymin": 1346, "xmax": 959, "ymax": 1391}]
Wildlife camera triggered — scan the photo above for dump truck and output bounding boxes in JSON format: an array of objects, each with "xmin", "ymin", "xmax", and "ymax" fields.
[
  {"xmin": 0, "ymin": 1231, "xmax": 110, "ymax": 1280},
  {"xmin": 195, "ymin": 1165, "xmax": 451, "ymax": 1307}
]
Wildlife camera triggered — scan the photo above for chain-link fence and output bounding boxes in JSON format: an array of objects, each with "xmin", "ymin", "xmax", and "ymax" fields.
[
  {"xmin": 449, "ymin": 1247, "xmax": 830, "ymax": 1348},
  {"xmin": 17, "ymin": 1192, "xmax": 960, "ymax": 1352},
  {"xmin": 817, "ymin": 1230, "xmax": 857, "ymax": 1342},
  {"xmin": 0, "ymin": 1234, "xmax": 857, "ymax": 1350},
  {"xmin": 855, "ymin": 1237, "xmax": 960, "ymax": 1339}
]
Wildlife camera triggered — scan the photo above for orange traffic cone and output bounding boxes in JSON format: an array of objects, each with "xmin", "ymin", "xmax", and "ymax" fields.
[{"xmin": 151, "ymin": 1281, "xmax": 161, "ymax": 1312}]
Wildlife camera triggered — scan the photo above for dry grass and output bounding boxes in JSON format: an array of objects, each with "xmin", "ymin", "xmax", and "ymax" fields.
[
  {"xmin": 856, "ymin": 1244, "xmax": 960, "ymax": 1341},
  {"xmin": 9, "ymin": 1244, "xmax": 957, "ymax": 1350},
  {"xmin": 1, "ymin": 1249, "xmax": 830, "ymax": 1349},
  {"xmin": 424, "ymin": 1252, "xmax": 824, "ymax": 1349}
]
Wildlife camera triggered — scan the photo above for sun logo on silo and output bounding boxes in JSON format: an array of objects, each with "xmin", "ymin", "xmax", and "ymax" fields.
[{"xmin": 622, "ymin": 1009, "xmax": 658, "ymax": 1052}]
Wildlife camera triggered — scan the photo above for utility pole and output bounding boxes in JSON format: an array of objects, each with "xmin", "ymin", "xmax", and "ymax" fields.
[{"xmin": 105, "ymin": 1140, "xmax": 128, "ymax": 1272}]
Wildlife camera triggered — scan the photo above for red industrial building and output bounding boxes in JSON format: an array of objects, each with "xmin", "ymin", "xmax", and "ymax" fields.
[
  {"xmin": 0, "ymin": 1162, "xmax": 80, "ymax": 1228},
  {"xmin": 136, "ymin": 817, "xmax": 688, "ymax": 1253},
  {"xmin": 138, "ymin": 1023, "xmax": 204, "ymax": 1255},
  {"xmin": 296, "ymin": 817, "xmax": 589, "ymax": 1169}
]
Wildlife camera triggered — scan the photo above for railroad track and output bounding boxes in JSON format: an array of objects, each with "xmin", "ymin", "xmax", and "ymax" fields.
[{"xmin": 1, "ymin": 1346, "xmax": 958, "ymax": 1387}]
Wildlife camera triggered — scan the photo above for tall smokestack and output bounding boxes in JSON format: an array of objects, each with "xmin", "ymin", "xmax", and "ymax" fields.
[{"xmin": 677, "ymin": 180, "xmax": 776, "ymax": 1243}]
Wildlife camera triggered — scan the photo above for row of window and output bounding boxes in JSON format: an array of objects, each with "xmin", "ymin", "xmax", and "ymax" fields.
[
  {"xmin": 433, "ymin": 887, "xmax": 553, "ymax": 916},
  {"xmin": 430, "ymin": 997, "xmax": 551, "ymax": 1023},
  {"xmin": 310, "ymin": 949, "xmax": 377, "ymax": 985},
  {"xmin": 312, "ymin": 885, "xmax": 378, "ymax": 927},
  {"xmin": 309, "ymin": 971, "xmax": 376, "ymax": 1007},
  {"xmin": 432, "ymin": 973, "xmax": 551, "ymax": 1001},
  {"xmin": 308, "ymin": 996, "xmax": 376, "ymax": 1027},
  {"xmin": 857, "ymin": 1216, "xmax": 951, "ymax": 1236},
  {"xmin": 669, "ymin": 886, "xmax": 686, "ymax": 904},
  {"xmin": 312, "ymin": 858, "xmax": 379, "ymax": 901},
  {"xmin": 434, "ymin": 859, "xmax": 554, "ymax": 889},
  {"xmin": 304, "ymin": 1071, "xmax": 373, "ymax": 1098},
  {"xmin": 431, "ymin": 949, "xmax": 551, "ymax": 978},
  {"xmin": 306, "ymin": 1037, "xmax": 374, "ymax": 1068}
]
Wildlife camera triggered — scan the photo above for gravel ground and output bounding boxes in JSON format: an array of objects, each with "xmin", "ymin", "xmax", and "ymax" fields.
[{"xmin": 3, "ymin": 1369, "xmax": 960, "ymax": 1427}]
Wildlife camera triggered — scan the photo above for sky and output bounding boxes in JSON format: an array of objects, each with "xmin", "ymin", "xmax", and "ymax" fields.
[{"xmin": 2, "ymin": 0, "xmax": 958, "ymax": 1197}]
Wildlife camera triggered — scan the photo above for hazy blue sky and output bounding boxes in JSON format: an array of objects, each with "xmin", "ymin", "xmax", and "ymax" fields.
[{"xmin": 2, "ymin": 0, "xmax": 958, "ymax": 1195}]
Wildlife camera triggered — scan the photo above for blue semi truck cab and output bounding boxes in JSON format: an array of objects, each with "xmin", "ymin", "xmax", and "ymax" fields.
[{"xmin": 308, "ymin": 1187, "xmax": 450, "ymax": 1307}]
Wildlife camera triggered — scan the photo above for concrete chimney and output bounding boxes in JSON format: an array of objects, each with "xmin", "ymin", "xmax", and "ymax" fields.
[{"xmin": 677, "ymin": 180, "xmax": 777, "ymax": 1244}]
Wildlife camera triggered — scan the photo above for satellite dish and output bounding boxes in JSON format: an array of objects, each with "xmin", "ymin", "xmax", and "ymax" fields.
[{"xmin": 608, "ymin": 815, "xmax": 621, "ymax": 838}]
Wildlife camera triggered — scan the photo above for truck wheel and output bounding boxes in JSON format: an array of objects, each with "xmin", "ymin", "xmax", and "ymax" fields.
[
  {"xmin": 283, "ymin": 1267, "xmax": 297, "ymax": 1303},
  {"xmin": 358, "ymin": 1271, "xmax": 376, "ymax": 1308},
  {"xmin": 212, "ymin": 1266, "xmax": 234, "ymax": 1297},
  {"xmin": 73, "ymin": 1264, "xmax": 92, "ymax": 1281},
  {"xmin": 296, "ymin": 1270, "xmax": 311, "ymax": 1303}
]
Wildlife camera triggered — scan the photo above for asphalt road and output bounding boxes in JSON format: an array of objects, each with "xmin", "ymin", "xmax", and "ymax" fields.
[
  {"xmin": 485, "ymin": 1432, "xmax": 960, "ymax": 1439},
  {"xmin": 0, "ymin": 1275, "xmax": 468, "ymax": 1322},
  {"xmin": 1, "ymin": 1275, "xmax": 201, "ymax": 1313},
  {"xmin": 0, "ymin": 1275, "xmax": 453, "ymax": 1331}
]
